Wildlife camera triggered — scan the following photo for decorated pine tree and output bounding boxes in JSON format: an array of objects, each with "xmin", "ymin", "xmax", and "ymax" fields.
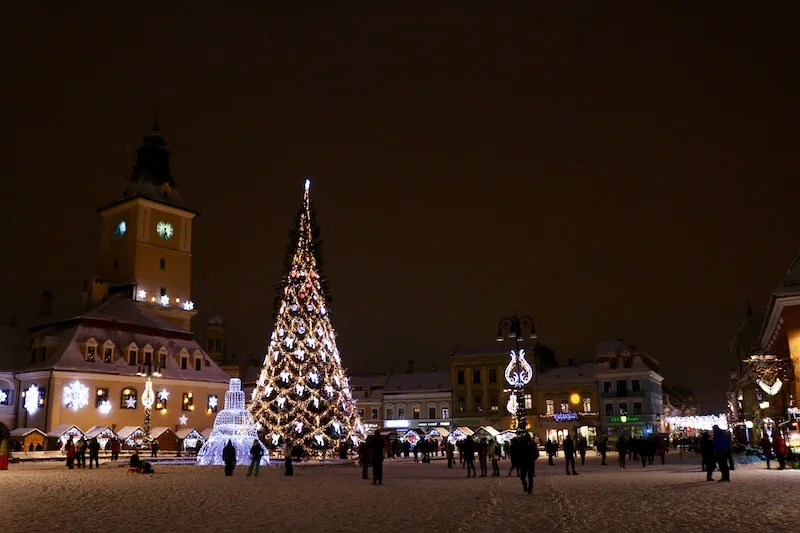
[{"xmin": 249, "ymin": 180, "xmax": 362, "ymax": 456}]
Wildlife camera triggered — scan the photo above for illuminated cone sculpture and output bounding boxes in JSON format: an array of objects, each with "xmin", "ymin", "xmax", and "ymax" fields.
[
  {"xmin": 197, "ymin": 378, "xmax": 268, "ymax": 466},
  {"xmin": 249, "ymin": 180, "xmax": 362, "ymax": 456}
]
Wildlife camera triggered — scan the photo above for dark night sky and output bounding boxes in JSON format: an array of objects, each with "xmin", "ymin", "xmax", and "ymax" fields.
[{"xmin": 1, "ymin": 4, "xmax": 798, "ymax": 410}]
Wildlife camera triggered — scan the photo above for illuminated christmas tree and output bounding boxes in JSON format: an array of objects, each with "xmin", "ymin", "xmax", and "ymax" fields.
[{"xmin": 249, "ymin": 180, "xmax": 362, "ymax": 456}]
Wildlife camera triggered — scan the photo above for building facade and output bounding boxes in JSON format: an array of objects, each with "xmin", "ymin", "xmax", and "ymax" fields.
[
  {"xmin": 349, "ymin": 373, "xmax": 389, "ymax": 434},
  {"xmin": 595, "ymin": 341, "xmax": 664, "ymax": 443},
  {"xmin": 382, "ymin": 369, "xmax": 451, "ymax": 432},
  {"xmin": 534, "ymin": 364, "xmax": 599, "ymax": 445}
]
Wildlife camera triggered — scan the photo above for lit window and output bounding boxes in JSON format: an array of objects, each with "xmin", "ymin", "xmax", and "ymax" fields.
[
  {"xmin": 457, "ymin": 397, "xmax": 465, "ymax": 412},
  {"xmin": 560, "ymin": 401, "xmax": 569, "ymax": 413},
  {"xmin": 398, "ymin": 408, "xmax": 405, "ymax": 419},
  {"xmin": 357, "ymin": 408, "xmax": 365, "ymax": 417},
  {"xmin": 441, "ymin": 407, "xmax": 449, "ymax": 419},
  {"xmin": 156, "ymin": 390, "xmax": 168, "ymax": 411},
  {"xmin": 207, "ymin": 394, "xmax": 218, "ymax": 413},
  {"xmin": 413, "ymin": 407, "xmax": 420, "ymax": 419},
  {"xmin": 121, "ymin": 388, "xmax": 138, "ymax": 409},
  {"xmin": 182, "ymin": 392, "xmax": 194, "ymax": 411},
  {"xmin": 0, "ymin": 389, "xmax": 12, "ymax": 406},
  {"xmin": 95, "ymin": 388, "xmax": 109, "ymax": 407},
  {"xmin": 546, "ymin": 399, "xmax": 554, "ymax": 415},
  {"xmin": 371, "ymin": 407, "xmax": 379, "ymax": 419},
  {"xmin": 386, "ymin": 408, "xmax": 393, "ymax": 420},
  {"xmin": 86, "ymin": 345, "xmax": 96, "ymax": 362},
  {"xmin": 524, "ymin": 394, "xmax": 532, "ymax": 410},
  {"xmin": 103, "ymin": 347, "xmax": 113, "ymax": 363},
  {"xmin": 491, "ymin": 395, "xmax": 499, "ymax": 411},
  {"xmin": 619, "ymin": 402, "xmax": 628, "ymax": 414},
  {"xmin": 582, "ymin": 397, "xmax": 592, "ymax": 412}
]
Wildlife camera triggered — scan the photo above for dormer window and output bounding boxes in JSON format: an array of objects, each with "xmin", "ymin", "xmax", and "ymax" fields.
[
  {"xmin": 84, "ymin": 338, "xmax": 98, "ymax": 362},
  {"xmin": 610, "ymin": 357, "xmax": 618, "ymax": 369},
  {"xmin": 193, "ymin": 350, "xmax": 203, "ymax": 372},
  {"xmin": 157, "ymin": 347, "xmax": 168, "ymax": 370},
  {"xmin": 40, "ymin": 345, "xmax": 47, "ymax": 362},
  {"xmin": 142, "ymin": 344, "xmax": 153, "ymax": 366},
  {"xmin": 179, "ymin": 348, "xmax": 190, "ymax": 370},
  {"xmin": 102, "ymin": 340, "xmax": 115, "ymax": 363},
  {"xmin": 127, "ymin": 343, "xmax": 139, "ymax": 366}
]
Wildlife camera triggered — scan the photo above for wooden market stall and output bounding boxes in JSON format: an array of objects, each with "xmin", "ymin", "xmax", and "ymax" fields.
[
  {"xmin": 117, "ymin": 426, "xmax": 145, "ymax": 448},
  {"xmin": 84, "ymin": 426, "xmax": 117, "ymax": 450},
  {"xmin": 46, "ymin": 424, "xmax": 85, "ymax": 449},
  {"xmin": 150, "ymin": 427, "xmax": 179, "ymax": 452},
  {"xmin": 9, "ymin": 428, "xmax": 46, "ymax": 451},
  {"xmin": 175, "ymin": 428, "xmax": 205, "ymax": 455}
]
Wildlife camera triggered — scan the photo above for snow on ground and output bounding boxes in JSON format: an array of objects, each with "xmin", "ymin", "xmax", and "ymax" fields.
[{"xmin": 2, "ymin": 453, "xmax": 800, "ymax": 532}]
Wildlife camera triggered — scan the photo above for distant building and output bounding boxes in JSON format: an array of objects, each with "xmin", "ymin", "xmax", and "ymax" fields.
[
  {"xmin": 661, "ymin": 384, "xmax": 699, "ymax": 418},
  {"xmin": 349, "ymin": 373, "xmax": 390, "ymax": 433},
  {"xmin": 595, "ymin": 340, "xmax": 663, "ymax": 442},
  {"xmin": 534, "ymin": 362, "xmax": 599, "ymax": 445},
  {"xmin": 382, "ymin": 363, "xmax": 451, "ymax": 432},
  {"xmin": 204, "ymin": 316, "xmax": 226, "ymax": 365}
]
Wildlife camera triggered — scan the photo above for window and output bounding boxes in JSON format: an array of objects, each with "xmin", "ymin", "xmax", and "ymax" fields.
[
  {"xmin": 181, "ymin": 356, "xmax": 188, "ymax": 370},
  {"xmin": 386, "ymin": 408, "xmax": 394, "ymax": 420},
  {"xmin": 490, "ymin": 394, "xmax": 499, "ymax": 411},
  {"xmin": 398, "ymin": 408, "xmax": 405, "ymax": 419},
  {"xmin": 473, "ymin": 369, "xmax": 481, "ymax": 384},
  {"xmin": 195, "ymin": 357, "xmax": 202, "ymax": 371},
  {"xmin": 95, "ymin": 388, "xmax": 109, "ymax": 407},
  {"xmin": 160, "ymin": 257, "xmax": 166, "ymax": 270},
  {"xmin": 143, "ymin": 350, "xmax": 152, "ymax": 366},
  {"xmin": 371, "ymin": 407, "xmax": 379, "ymax": 420},
  {"xmin": 560, "ymin": 401, "xmax": 569, "ymax": 413},
  {"xmin": 457, "ymin": 397, "xmax": 465, "ymax": 412},
  {"xmin": 413, "ymin": 407, "xmax": 420, "ymax": 420},
  {"xmin": 457, "ymin": 371, "xmax": 465, "ymax": 385},
  {"xmin": 428, "ymin": 407, "xmax": 436, "ymax": 419},
  {"xmin": 182, "ymin": 392, "xmax": 194, "ymax": 411},
  {"xmin": 40, "ymin": 346, "xmax": 47, "ymax": 362},
  {"xmin": 632, "ymin": 380, "xmax": 641, "ymax": 393},
  {"xmin": 603, "ymin": 381, "xmax": 612, "ymax": 394},
  {"xmin": 524, "ymin": 394, "xmax": 532, "ymax": 410},
  {"xmin": 160, "ymin": 287, "xmax": 167, "ymax": 297},
  {"xmin": 619, "ymin": 402, "xmax": 628, "ymax": 414},
  {"xmin": 633, "ymin": 402, "xmax": 642, "ymax": 415},
  {"xmin": 605, "ymin": 403, "xmax": 613, "ymax": 416},
  {"xmin": 158, "ymin": 350, "xmax": 167, "ymax": 370},
  {"xmin": 0, "ymin": 389, "xmax": 12, "ymax": 406},
  {"xmin": 128, "ymin": 346, "xmax": 138, "ymax": 366},
  {"xmin": 610, "ymin": 358, "xmax": 618, "ymax": 369},
  {"xmin": 582, "ymin": 397, "xmax": 592, "ymax": 412},
  {"xmin": 103, "ymin": 347, "xmax": 113, "ymax": 363},
  {"xmin": 208, "ymin": 394, "xmax": 219, "ymax": 413},
  {"xmin": 357, "ymin": 408, "xmax": 365, "ymax": 417},
  {"xmin": 489, "ymin": 369, "xmax": 497, "ymax": 383},
  {"xmin": 215, "ymin": 339, "xmax": 222, "ymax": 351},
  {"xmin": 441, "ymin": 407, "xmax": 449, "ymax": 419},
  {"xmin": 156, "ymin": 390, "xmax": 167, "ymax": 411},
  {"xmin": 546, "ymin": 399, "xmax": 555, "ymax": 415},
  {"xmin": 623, "ymin": 357, "xmax": 632, "ymax": 368},
  {"xmin": 474, "ymin": 397, "xmax": 483, "ymax": 411},
  {"xmin": 616, "ymin": 380, "xmax": 627, "ymax": 396},
  {"xmin": 207, "ymin": 339, "xmax": 214, "ymax": 351},
  {"xmin": 30, "ymin": 347, "xmax": 36, "ymax": 363},
  {"xmin": 121, "ymin": 387, "xmax": 138, "ymax": 409},
  {"xmin": 86, "ymin": 345, "xmax": 96, "ymax": 362}
]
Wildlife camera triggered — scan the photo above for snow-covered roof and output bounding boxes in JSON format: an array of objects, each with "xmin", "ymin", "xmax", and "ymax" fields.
[
  {"xmin": 425, "ymin": 427, "xmax": 450, "ymax": 438},
  {"xmin": 537, "ymin": 364, "xmax": 597, "ymax": 384},
  {"xmin": 475, "ymin": 426, "xmax": 499, "ymax": 436},
  {"xmin": 349, "ymin": 373, "xmax": 390, "ymax": 388},
  {"xmin": 47, "ymin": 424, "xmax": 84, "ymax": 438},
  {"xmin": 453, "ymin": 427, "xmax": 474, "ymax": 436},
  {"xmin": 116, "ymin": 426, "xmax": 143, "ymax": 440},
  {"xmin": 10, "ymin": 428, "xmax": 45, "ymax": 438},
  {"xmin": 450, "ymin": 347, "xmax": 508, "ymax": 358},
  {"xmin": 14, "ymin": 298, "xmax": 231, "ymax": 384},
  {"xmin": 383, "ymin": 371, "xmax": 451, "ymax": 393},
  {"xmin": 84, "ymin": 426, "xmax": 116, "ymax": 439},
  {"xmin": 150, "ymin": 427, "xmax": 175, "ymax": 439},
  {"xmin": 200, "ymin": 428, "xmax": 213, "ymax": 440},
  {"xmin": 175, "ymin": 428, "xmax": 204, "ymax": 440}
]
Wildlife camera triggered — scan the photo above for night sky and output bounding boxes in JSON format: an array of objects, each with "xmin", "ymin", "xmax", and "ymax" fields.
[{"xmin": 2, "ymin": 5, "xmax": 799, "ymax": 410}]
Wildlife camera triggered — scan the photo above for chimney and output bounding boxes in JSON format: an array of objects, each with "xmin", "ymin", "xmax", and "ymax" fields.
[
  {"xmin": 38, "ymin": 291, "xmax": 54, "ymax": 318},
  {"xmin": 406, "ymin": 359, "xmax": 414, "ymax": 373}
]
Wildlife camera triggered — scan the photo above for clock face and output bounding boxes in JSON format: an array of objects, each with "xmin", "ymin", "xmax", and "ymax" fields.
[
  {"xmin": 114, "ymin": 221, "xmax": 127, "ymax": 239},
  {"xmin": 156, "ymin": 221, "xmax": 174, "ymax": 240}
]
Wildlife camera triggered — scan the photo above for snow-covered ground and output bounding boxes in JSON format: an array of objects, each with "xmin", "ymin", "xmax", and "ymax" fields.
[{"xmin": 1, "ymin": 453, "xmax": 799, "ymax": 532}]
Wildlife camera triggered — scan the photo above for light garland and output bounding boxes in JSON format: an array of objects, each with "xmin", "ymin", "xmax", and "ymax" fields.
[
  {"xmin": 248, "ymin": 180, "xmax": 363, "ymax": 455},
  {"xmin": 24, "ymin": 385, "xmax": 40, "ymax": 415},
  {"xmin": 664, "ymin": 414, "xmax": 728, "ymax": 431},
  {"xmin": 62, "ymin": 380, "xmax": 90, "ymax": 411}
]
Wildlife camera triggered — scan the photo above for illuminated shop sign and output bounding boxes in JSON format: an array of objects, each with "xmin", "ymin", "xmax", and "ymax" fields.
[
  {"xmin": 610, "ymin": 415, "xmax": 640, "ymax": 423},
  {"xmin": 553, "ymin": 412, "xmax": 579, "ymax": 422}
]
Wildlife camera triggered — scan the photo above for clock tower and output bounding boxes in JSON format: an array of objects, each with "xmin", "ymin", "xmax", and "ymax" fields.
[{"xmin": 96, "ymin": 117, "xmax": 199, "ymax": 330}]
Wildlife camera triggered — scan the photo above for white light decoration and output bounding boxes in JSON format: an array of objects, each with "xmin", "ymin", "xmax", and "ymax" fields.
[
  {"xmin": 208, "ymin": 396, "xmax": 218, "ymax": 409},
  {"xmin": 137, "ymin": 289, "xmax": 147, "ymax": 300},
  {"xmin": 284, "ymin": 337, "xmax": 295, "ymax": 349},
  {"xmin": 182, "ymin": 300, "xmax": 195, "ymax": 311},
  {"xmin": 507, "ymin": 394, "xmax": 518, "ymax": 414},
  {"xmin": 664, "ymin": 414, "xmax": 728, "ymax": 431},
  {"xmin": 324, "ymin": 385, "xmax": 334, "ymax": 397},
  {"xmin": 179, "ymin": 414, "xmax": 188, "ymax": 426},
  {"xmin": 280, "ymin": 371, "xmax": 290, "ymax": 382},
  {"xmin": 276, "ymin": 396, "xmax": 286, "ymax": 409},
  {"xmin": 24, "ymin": 385, "xmax": 39, "ymax": 415},
  {"xmin": 158, "ymin": 389, "xmax": 170, "ymax": 401},
  {"xmin": 313, "ymin": 396, "xmax": 320, "ymax": 408},
  {"xmin": 264, "ymin": 385, "xmax": 273, "ymax": 397},
  {"xmin": 272, "ymin": 433, "xmax": 281, "ymax": 446},
  {"xmin": 98, "ymin": 400, "xmax": 112, "ymax": 415},
  {"xmin": 332, "ymin": 420, "xmax": 341, "ymax": 433},
  {"xmin": 309, "ymin": 372, "xmax": 319, "ymax": 384},
  {"xmin": 159, "ymin": 294, "xmax": 170, "ymax": 306},
  {"xmin": 759, "ymin": 401, "xmax": 770, "ymax": 409},
  {"xmin": 295, "ymin": 384, "xmax": 305, "ymax": 396},
  {"xmin": 294, "ymin": 421, "xmax": 304, "ymax": 433},
  {"xmin": 125, "ymin": 396, "xmax": 137, "ymax": 409},
  {"xmin": 196, "ymin": 379, "xmax": 269, "ymax": 466},
  {"xmin": 62, "ymin": 380, "xmax": 90, "ymax": 411},
  {"xmin": 141, "ymin": 379, "xmax": 155, "ymax": 409},
  {"xmin": 314, "ymin": 434, "xmax": 325, "ymax": 446},
  {"xmin": 757, "ymin": 378, "xmax": 783, "ymax": 396},
  {"xmin": 0, "ymin": 390, "xmax": 6, "ymax": 404},
  {"xmin": 505, "ymin": 349, "xmax": 534, "ymax": 387}
]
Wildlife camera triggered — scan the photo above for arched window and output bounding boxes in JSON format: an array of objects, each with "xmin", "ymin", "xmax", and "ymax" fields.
[
  {"xmin": 121, "ymin": 387, "xmax": 138, "ymax": 409},
  {"xmin": 84, "ymin": 338, "xmax": 98, "ymax": 362},
  {"xmin": 126, "ymin": 343, "xmax": 139, "ymax": 366},
  {"xmin": 157, "ymin": 346, "xmax": 168, "ymax": 370}
]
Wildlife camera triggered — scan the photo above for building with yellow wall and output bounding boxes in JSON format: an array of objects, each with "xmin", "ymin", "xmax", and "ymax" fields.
[{"xmin": 534, "ymin": 364, "xmax": 599, "ymax": 445}]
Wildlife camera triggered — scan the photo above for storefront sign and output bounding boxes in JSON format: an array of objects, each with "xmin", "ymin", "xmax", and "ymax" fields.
[
  {"xmin": 417, "ymin": 421, "xmax": 451, "ymax": 427},
  {"xmin": 553, "ymin": 412, "xmax": 579, "ymax": 422},
  {"xmin": 610, "ymin": 415, "xmax": 640, "ymax": 423},
  {"xmin": 384, "ymin": 420, "xmax": 410, "ymax": 429}
]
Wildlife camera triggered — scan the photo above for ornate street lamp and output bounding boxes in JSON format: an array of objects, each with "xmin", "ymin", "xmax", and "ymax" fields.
[
  {"xmin": 497, "ymin": 314, "xmax": 537, "ymax": 436},
  {"xmin": 137, "ymin": 361, "xmax": 162, "ymax": 442}
]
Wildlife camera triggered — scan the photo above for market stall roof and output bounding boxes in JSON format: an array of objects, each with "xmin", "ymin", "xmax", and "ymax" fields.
[
  {"xmin": 10, "ymin": 428, "xmax": 45, "ymax": 438},
  {"xmin": 425, "ymin": 427, "xmax": 450, "ymax": 438},
  {"xmin": 497, "ymin": 430, "xmax": 516, "ymax": 440},
  {"xmin": 200, "ymin": 428, "xmax": 213, "ymax": 440},
  {"xmin": 84, "ymin": 426, "xmax": 116, "ymax": 439},
  {"xmin": 476, "ymin": 425, "xmax": 500, "ymax": 437},
  {"xmin": 116, "ymin": 426, "xmax": 143, "ymax": 440},
  {"xmin": 455, "ymin": 427, "xmax": 474, "ymax": 436},
  {"xmin": 175, "ymin": 428, "xmax": 204, "ymax": 440},
  {"xmin": 46, "ymin": 424, "xmax": 84, "ymax": 438},
  {"xmin": 150, "ymin": 427, "xmax": 174, "ymax": 439}
]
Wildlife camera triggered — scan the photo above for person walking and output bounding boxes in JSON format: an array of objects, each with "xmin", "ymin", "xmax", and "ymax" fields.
[
  {"xmin": 446, "ymin": 440, "xmax": 455, "ymax": 469},
  {"xmin": 508, "ymin": 437, "xmax": 520, "ymax": 477},
  {"xmin": 222, "ymin": 440, "xmax": 236, "ymax": 476},
  {"xmin": 64, "ymin": 437, "xmax": 75, "ymax": 469},
  {"xmin": 110, "ymin": 438, "xmax": 121, "ymax": 461},
  {"xmin": 358, "ymin": 437, "xmax": 371, "ymax": 479},
  {"xmin": 577, "ymin": 436, "xmax": 587, "ymax": 466},
  {"xmin": 700, "ymin": 432, "xmax": 715, "ymax": 481},
  {"xmin": 712, "ymin": 425, "xmax": 730, "ymax": 482},
  {"xmin": 247, "ymin": 439, "xmax": 264, "ymax": 477},
  {"xmin": 490, "ymin": 439, "xmax": 501, "ymax": 476},
  {"xmin": 598, "ymin": 436, "xmax": 608, "ymax": 465},
  {"xmin": 76, "ymin": 437, "xmax": 87, "ymax": 468},
  {"xmin": 370, "ymin": 429, "xmax": 384, "ymax": 485},
  {"xmin": 563, "ymin": 434, "xmax": 578, "ymax": 475},
  {"xmin": 463, "ymin": 436, "xmax": 476, "ymax": 478},
  {"xmin": 657, "ymin": 437, "xmax": 667, "ymax": 465},
  {"xmin": 773, "ymin": 432, "xmax": 786, "ymax": 471},
  {"xmin": 0, "ymin": 424, "xmax": 10, "ymax": 471},
  {"xmin": 760, "ymin": 434, "xmax": 773, "ymax": 469},
  {"xmin": 478, "ymin": 438, "xmax": 488, "ymax": 477},
  {"xmin": 518, "ymin": 435, "xmax": 539, "ymax": 494},
  {"xmin": 616, "ymin": 435, "xmax": 627, "ymax": 468},
  {"xmin": 88, "ymin": 437, "xmax": 101, "ymax": 469},
  {"xmin": 284, "ymin": 440, "xmax": 294, "ymax": 476}
]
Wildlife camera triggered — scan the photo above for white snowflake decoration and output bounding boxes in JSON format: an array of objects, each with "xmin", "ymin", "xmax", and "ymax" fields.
[
  {"xmin": 0, "ymin": 390, "xmax": 6, "ymax": 404},
  {"xmin": 159, "ymin": 294, "xmax": 170, "ymax": 306},
  {"xmin": 208, "ymin": 396, "xmax": 219, "ymax": 409},
  {"xmin": 276, "ymin": 396, "xmax": 286, "ymax": 409},
  {"xmin": 280, "ymin": 371, "xmax": 291, "ymax": 383},
  {"xmin": 295, "ymin": 384, "xmax": 305, "ymax": 396},
  {"xmin": 332, "ymin": 420, "xmax": 341, "ymax": 433},
  {"xmin": 309, "ymin": 372, "xmax": 319, "ymax": 384},
  {"xmin": 294, "ymin": 421, "xmax": 304, "ymax": 433},
  {"xmin": 98, "ymin": 400, "xmax": 112, "ymax": 415},
  {"xmin": 125, "ymin": 396, "xmax": 137, "ymax": 409},
  {"xmin": 264, "ymin": 385, "xmax": 274, "ymax": 397},
  {"xmin": 62, "ymin": 380, "xmax": 90, "ymax": 411},
  {"xmin": 272, "ymin": 433, "xmax": 281, "ymax": 446},
  {"xmin": 24, "ymin": 384, "xmax": 39, "ymax": 415},
  {"xmin": 313, "ymin": 396, "xmax": 320, "ymax": 408},
  {"xmin": 314, "ymin": 434, "xmax": 325, "ymax": 446}
]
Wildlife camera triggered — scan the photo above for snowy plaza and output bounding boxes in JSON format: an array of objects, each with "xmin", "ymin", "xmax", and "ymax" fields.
[{"xmin": 3, "ymin": 454, "xmax": 800, "ymax": 533}]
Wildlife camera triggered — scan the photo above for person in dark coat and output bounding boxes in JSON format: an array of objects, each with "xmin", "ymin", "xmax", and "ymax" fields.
[
  {"xmin": 370, "ymin": 430, "xmax": 384, "ymax": 485},
  {"xmin": 88, "ymin": 437, "xmax": 101, "ymax": 469},
  {"xmin": 712, "ymin": 425, "xmax": 730, "ymax": 482},
  {"xmin": 519, "ymin": 434, "xmax": 540, "ymax": 494},
  {"xmin": 284, "ymin": 440, "xmax": 294, "ymax": 476},
  {"xmin": 222, "ymin": 440, "xmax": 237, "ymax": 476},
  {"xmin": 358, "ymin": 437, "xmax": 372, "ymax": 479},
  {"xmin": 598, "ymin": 436, "xmax": 608, "ymax": 465},
  {"xmin": 247, "ymin": 439, "xmax": 264, "ymax": 477},
  {"xmin": 463, "ymin": 436, "xmax": 476, "ymax": 478},
  {"xmin": 773, "ymin": 432, "xmax": 786, "ymax": 471},
  {"xmin": 563, "ymin": 435, "xmax": 578, "ymax": 475},
  {"xmin": 576, "ymin": 436, "xmax": 588, "ymax": 465},
  {"xmin": 760, "ymin": 434, "xmax": 773, "ymax": 469},
  {"xmin": 508, "ymin": 437, "xmax": 521, "ymax": 477},
  {"xmin": 616, "ymin": 435, "xmax": 627, "ymax": 468},
  {"xmin": 700, "ymin": 432, "xmax": 715, "ymax": 481}
]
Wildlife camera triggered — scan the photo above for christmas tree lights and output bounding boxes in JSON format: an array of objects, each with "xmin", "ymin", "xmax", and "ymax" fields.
[
  {"xmin": 249, "ymin": 179, "xmax": 363, "ymax": 456},
  {"xmin": 197, "ymin": 378, "xmax": 268, "ymax": 466}
]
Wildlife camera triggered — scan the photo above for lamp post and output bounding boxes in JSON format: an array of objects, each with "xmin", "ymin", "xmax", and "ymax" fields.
[
  {"xmin": 137, "ymin": 361, "xmax": 162, "ymax": 442},
  {"xmin": 497, "ymin": 313, "xmax": 537, "ymax": 437}
]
